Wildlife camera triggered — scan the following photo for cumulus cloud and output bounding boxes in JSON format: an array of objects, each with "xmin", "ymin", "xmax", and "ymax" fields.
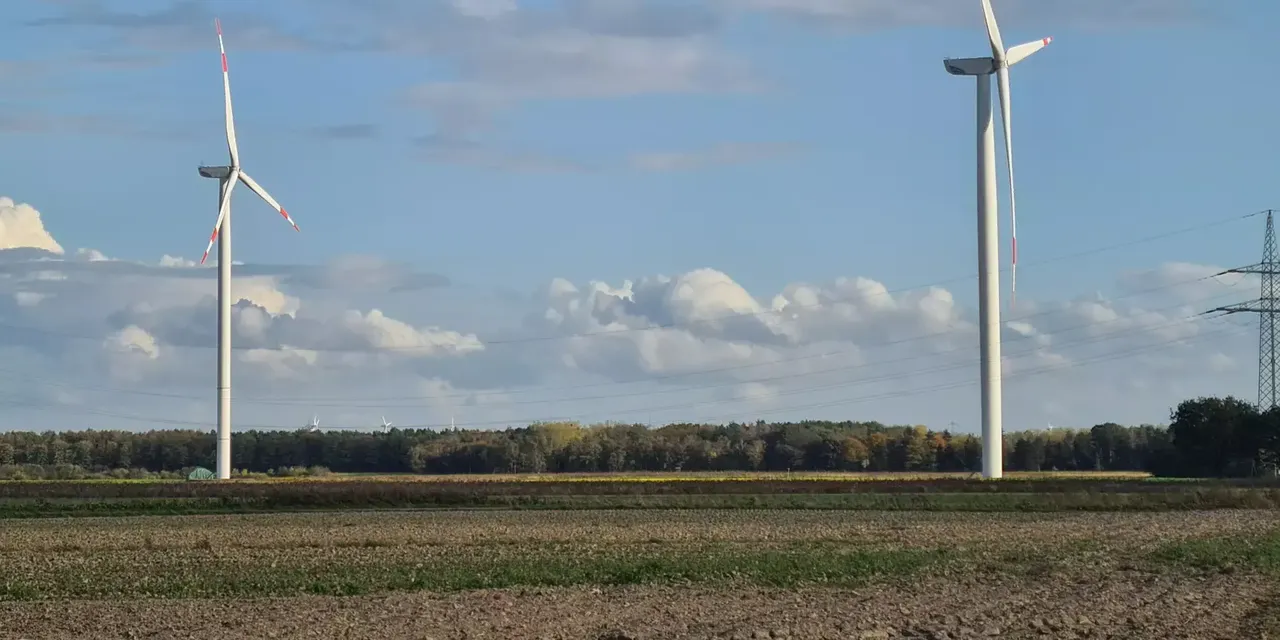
[
  {"xmin": 0, "ymin": 195, "xmax": 1258, "ymax": 433},
  {"xmin": 507, "ymin": 260, "xmax": 1250, "ymax": 429},
  {"xmin": 0, "ymin": 197, "xmax": 486, "ymax": 425},
  {"xmin": 0, "ymin": 197, "xmax": 64, "ymax": 254}
]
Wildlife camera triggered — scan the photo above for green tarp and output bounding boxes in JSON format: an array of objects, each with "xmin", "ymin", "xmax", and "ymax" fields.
[{"xmin": 187, "ymin": 467, "xmax": 215, "ymax": 480}]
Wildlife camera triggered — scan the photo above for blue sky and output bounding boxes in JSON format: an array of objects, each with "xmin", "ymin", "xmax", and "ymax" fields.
[{"xmin": 0, "ymin": 0, "xmax": 1276, "ymax": 433}]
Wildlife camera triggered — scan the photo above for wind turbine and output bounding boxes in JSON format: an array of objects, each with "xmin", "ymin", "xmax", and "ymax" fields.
[
  {"xmin": 943, "ymin": 0, "xmax": 1051, "ymax": 480},
  {"xmin": 197, "ymin": 19, "xmax": 302, "ymax": 480},
  {"xmin": 380, "ymin": 416, "xmax": 393, "ymax": 433},
  {"xmin": 307, "ymin": 415, "xmax": 320, "ymax": 432}
]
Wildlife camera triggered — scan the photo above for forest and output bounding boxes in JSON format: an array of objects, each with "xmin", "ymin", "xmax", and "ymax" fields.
[{"xmin": 0, "ymin": 396, "xmax": 1276, "ymax": 479}]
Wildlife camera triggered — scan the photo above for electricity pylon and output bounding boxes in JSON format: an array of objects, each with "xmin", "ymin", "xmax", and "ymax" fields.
[{"xmin": 1207, "ymin": 210, "xmax": 1280, "ymax": 410}]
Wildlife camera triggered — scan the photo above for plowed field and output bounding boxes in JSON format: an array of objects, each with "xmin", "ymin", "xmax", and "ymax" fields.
[{"xmin": 2, "ymin": 510, "xmax": 1278, "ymax": 639}]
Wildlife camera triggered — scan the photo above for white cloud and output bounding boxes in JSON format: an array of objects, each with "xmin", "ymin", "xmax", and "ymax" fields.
[
  {"xmin": 19, "ymin": 0, "xmax": 1208, "ymax": 171},
  {"xmin": 379, "ymin": 0, "xmax": 756, "ymax": 166},
  {"xmin": 13, "ymin": 291, "xmax": 48, "ymax": 307},
  {"xmin": 0, "ymin": 196, "xmax": 1259, "ymax": 433},
  {"xmin": 239, "ymin": 346, "xmax": 320, "ymax": 380},
  {"xmin": 340, "ymin": 309, "xmax": 485, "ymax": 355},
  {"xmin": 76, "ymin": 248, "xmax": 109, "ymax": 262},
  {"xmin": 158, "ymin": 254, "xmax": 195, "ymax": 268},
  {"xmin": 451, "ymin": 0, "xmax": 518, "ymax": 20},
  {"xmin": 105, "ymin": 325, "xmax": 159, "ymax": 360},
  {"xmin": 721, "ymin": 0, "xmax": 1206, "ymax": 28},
  {"xmin": 0, "ymin": 197, "xmax": 64, "ymax": 254}
]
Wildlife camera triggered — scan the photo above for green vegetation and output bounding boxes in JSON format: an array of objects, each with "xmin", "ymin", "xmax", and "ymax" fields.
[{"xmin": 1151, "ymin": 530, "xmax": 1280, "ymax": 574}]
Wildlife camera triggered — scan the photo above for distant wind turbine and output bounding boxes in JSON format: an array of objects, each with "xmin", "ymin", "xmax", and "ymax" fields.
[
  {"xmin": 380, "ymin": 416, "xmax": 393, "ymax": 433},
  {"xmin": 307, "ymin": 415, "xmax": 320, "ymax": 432},
  {"xmin": 197, "ymin": 19, "xmax": 303, "ymax": 480},
  {"xmin": 943, "ymin": 0, "xmax": 1051, "ymax": 480}
]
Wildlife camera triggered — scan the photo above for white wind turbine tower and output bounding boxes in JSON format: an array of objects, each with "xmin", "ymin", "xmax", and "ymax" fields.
[
  {"xmin": 198, "ymin": 18, "xmax": 302, "ymax": 480},
  {"xmin": 943, "ymin": 0, "xmax": 1051, "ymax": 480},
  {"xmin": 307, "ymin": 416, "xmax": 320, "ymax": 432},
  {"xmin": 380, "ymin": 416, "xmax": 393, "ymax": 433}
]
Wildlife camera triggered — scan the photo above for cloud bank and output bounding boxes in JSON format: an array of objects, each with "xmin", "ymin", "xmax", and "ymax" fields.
[{"xmin": 0, "ymin": 195, "xmax": 1257, "ymax": 433}]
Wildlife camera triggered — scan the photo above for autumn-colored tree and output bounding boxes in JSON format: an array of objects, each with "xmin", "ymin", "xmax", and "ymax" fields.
[
  {"xmin": 866, "ymin": 433, "xmax": 890, "ymax": 471},
  {"xmin": 841, "ymin": 437, "xmax": 869, "ymax": 471}
]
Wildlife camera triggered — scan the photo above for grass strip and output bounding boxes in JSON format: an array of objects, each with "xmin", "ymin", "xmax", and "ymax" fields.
[{"xmin": 1149, "ymin": 531, "xmax": 1280, "ymax": 574}]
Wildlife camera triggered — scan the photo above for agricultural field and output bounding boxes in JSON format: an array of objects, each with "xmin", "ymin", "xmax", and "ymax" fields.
[
  {"xmin": 3, "ymin": 473, "xmax": 1280, "ymax": 638},
  {"xmin": 1, "ymin": 470, "xmax": 1278, "ymax": 518},
  {"xmin": 1, "ymin": 509, "xmax": 1280, "ymax": 638}
]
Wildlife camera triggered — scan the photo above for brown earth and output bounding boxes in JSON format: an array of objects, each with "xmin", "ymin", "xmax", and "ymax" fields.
[
  {"xmin": 3, "ymin": 510, "xmax": 1279, "ymax": 639},
  {"xmin": 2, "ymin": 574, "xmax": 1276, "ymax": 640},
  {"xmin": 5, "ymin": 509, "xmax": 1280, "ymax": 551}
]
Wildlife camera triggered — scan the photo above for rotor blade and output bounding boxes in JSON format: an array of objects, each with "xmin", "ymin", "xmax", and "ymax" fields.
[
  {"xmin": 238, "ymin": 171, "xmax": 300, "ymax": 231},
  {"xmin": 200, "ymin": 169, "xmax": 240, "ymax": 265},
  {"xmin": 1006, "ymin": 37, "xmax": 1052, "ymax": 67},
  {"xmin": 216, "ymin": 19, "xmax": 240, "ymax": 168},
  {"xmin": 996, "ymin": 66, "xmax": 1017, "ymax": 307},
  {"xmin": 980, "ymin": 0, "xmax": 1006, "ymax": 62}
]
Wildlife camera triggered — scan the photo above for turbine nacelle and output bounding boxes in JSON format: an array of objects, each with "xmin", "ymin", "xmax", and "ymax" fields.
[
  {"xmin": 198, "ymin": 165, "xmax": 233, "ymax": 180},
  {"xmin": 943, "ymin": 57, "xmax": 996, "ymax": 77},
  {"xmin": 943, "ymin": 39, "xmax": 1049, "ymax": 77}
]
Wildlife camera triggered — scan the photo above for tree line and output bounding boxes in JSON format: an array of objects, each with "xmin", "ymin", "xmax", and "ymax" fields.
[{"xmin": 0, "ymin": 396, "xmax": 1276, "ymax": 478}]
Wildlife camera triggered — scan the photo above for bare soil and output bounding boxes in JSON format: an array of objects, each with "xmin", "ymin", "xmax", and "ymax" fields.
[
  {"xmin": 3, "ymin": 510, "xmax": 1279, "ymax": 639},
  {"xmin": 2, "ymin": 573, "xmax": 1276, "ymax": 640},
  {"xmin": 6, "ymin": 509, "xmax": 1279, "ymax": 551}
]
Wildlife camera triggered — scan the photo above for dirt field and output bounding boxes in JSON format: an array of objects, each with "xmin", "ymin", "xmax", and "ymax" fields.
[
  {"xmin": 2, "ymin": 510, "xmax": 1278, "ymax": 639},
  {"xmin": 3, "ymin": 574, "xmax": 1276, "ymax": 639}
]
